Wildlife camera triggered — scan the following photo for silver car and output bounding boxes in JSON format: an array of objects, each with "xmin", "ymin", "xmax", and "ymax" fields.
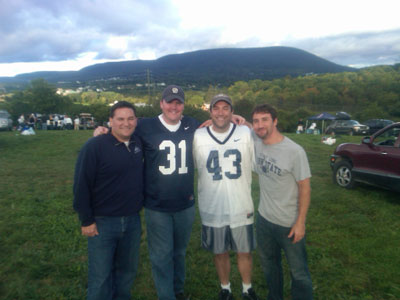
[{"xmin": 0, "ymin": 110, "xmax": 13, "ymax": 131}]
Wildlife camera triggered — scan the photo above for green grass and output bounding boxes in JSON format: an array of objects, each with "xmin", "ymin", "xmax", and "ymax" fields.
[{"xmin": 0, "ymin": 131, "xmax": 399, "ymax": 300}]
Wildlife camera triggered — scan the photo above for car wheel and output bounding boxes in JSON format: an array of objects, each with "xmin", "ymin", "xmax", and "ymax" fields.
[{"xmin": 333, "ymin": 161, "xmax": 356, "ymax": 189}]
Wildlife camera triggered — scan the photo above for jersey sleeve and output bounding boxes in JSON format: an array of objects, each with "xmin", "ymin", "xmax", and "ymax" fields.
[
  {"xmin": 192, "ymin": 130, "xmax": 200, "ymax": 168},
  {"xmin": 134, "ymin": 117, "xmax": 145, "ymax": 138},
  {"xmin": 191, "ymin": 117, "xmax": 201, "ymax": 128},
  {"xmin": 249, "ymin": 130, "xmax": 256, "ymax": 172}
]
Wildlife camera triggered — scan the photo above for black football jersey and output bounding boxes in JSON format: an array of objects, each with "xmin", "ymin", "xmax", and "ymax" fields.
[{"xmin": 135, "ymin": 116, "xmax": 200, "ymax": 212}]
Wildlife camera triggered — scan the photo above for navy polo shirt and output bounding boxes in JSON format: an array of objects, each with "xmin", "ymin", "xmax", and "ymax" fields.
[{"xmin": 73, "ymin": 133, "xmax": 143, "ymax": 226}]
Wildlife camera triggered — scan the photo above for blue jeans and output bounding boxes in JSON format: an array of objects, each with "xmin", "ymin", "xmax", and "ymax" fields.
[
  {"xmin": 256, "ymin": 214, "xmax": 313, "ymax": 300},
  {"xmin": 145, "ymin": 206, "xmax": 195, "ymax": 300},
  {"xmin": 87, "ymin": 215, "xmax": 142, "ymax": 300}
]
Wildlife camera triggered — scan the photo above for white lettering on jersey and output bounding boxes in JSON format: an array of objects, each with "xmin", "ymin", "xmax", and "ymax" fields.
[{"xmin": 159, "ymin": 140, "xmax": 188, "ymax": 175}]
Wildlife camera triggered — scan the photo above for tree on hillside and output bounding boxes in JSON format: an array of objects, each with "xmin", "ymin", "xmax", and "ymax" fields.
[
  {"xmin": 233, "ymin": 99, "xmax": 254, "ymax": 121},
  {"xmin": 224, "ymin": 65, "xmax": 400, "ymax": 122},
  {"xmin": 354, "ymin": 102, "xmax": 388, "ymax": 122},
  {"xmin": 228, "ymin": 81, "xmax": 250, "ymax": 100},
  {"xmin": 27, "ymin": 79, "xmax": 71, "ymax": 113},
  {"xmin": 204, "ymin": 85, "xmax": 220, "ymax": 103},
  {"xmin": 88, "ymin": 103, "xmax": 110, "ymax": 125},
  {"xmin": 186, "ymin": 95, "xmax": 204, "ymax": 107},
  {"xmin": 5, "ymin": 79, "xmax": 72, "ymax": 118},
  {"xmin": 182, "ymin": 105, "xmax": 209, "ymax": 123},
  {"xmin": 4, "ymin": 91, "xmax": 31, "ymax": 122}
]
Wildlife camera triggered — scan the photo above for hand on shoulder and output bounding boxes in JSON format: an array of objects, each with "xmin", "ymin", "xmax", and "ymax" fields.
[{"xmin": 93, "ymin": 126, "xmax": 109, "ymax": 137}]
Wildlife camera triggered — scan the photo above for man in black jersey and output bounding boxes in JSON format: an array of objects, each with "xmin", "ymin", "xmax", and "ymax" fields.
[{"xmin": 135, "ymin": 85, "xmax": 198, "ymax": 300}]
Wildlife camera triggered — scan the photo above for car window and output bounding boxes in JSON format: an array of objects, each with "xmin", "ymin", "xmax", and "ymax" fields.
[
  {"xmin": 373, "ymin": 128, "xmax": 397, "ymax": 147},
  {"xmin": 384, "ymin": 120, "xmax": 393, "ymax": 126}
]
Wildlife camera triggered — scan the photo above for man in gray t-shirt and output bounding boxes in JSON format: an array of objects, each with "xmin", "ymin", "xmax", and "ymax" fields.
[{"xmin": 252, "ymin": 104, "xmax": 313, "ymax": 300}]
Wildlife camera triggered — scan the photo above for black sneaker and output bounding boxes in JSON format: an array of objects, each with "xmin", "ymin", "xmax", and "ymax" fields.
[
  {"xmin": 219, "ymin": 289, "xmax": 234, "ymax": 300},
  {"xmin": 242, "ymin": 288, "xmax": 259, "ymax": 300},
  {"xmin": 175, "ymin": 292, "xmax": 190, "ymax": 300}
]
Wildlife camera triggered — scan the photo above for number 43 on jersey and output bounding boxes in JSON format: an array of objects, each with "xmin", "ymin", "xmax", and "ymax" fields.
[{"xmin": 207, "ymin": 149, "xmax": 242, "ymax": 181}]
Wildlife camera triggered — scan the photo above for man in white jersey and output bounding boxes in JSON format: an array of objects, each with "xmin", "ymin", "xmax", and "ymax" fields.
[
  {"xmin": 193, "ymin": 94, "xmax": 259, "ymax": 300},
  {"xmin": 252, "ymin": 104, "xmax": 313, "ymax": 300}
]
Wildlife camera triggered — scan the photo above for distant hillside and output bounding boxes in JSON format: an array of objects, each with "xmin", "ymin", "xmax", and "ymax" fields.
[{"xmin": 0, "ymin": 47, "xmax": 355, "ymax": 87}]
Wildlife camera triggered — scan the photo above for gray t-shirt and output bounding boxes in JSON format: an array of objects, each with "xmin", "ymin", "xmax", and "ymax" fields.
[{"xmin": 253, "ymin": 133, "xmax": 311, "ymax": 227}]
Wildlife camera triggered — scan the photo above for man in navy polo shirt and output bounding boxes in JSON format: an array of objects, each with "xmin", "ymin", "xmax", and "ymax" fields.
[{"xmin": 73, "ymin": 101, "xmax": 143, "ymax": 300}]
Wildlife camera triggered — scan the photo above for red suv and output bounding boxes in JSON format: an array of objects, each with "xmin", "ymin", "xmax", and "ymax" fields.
[{"xmin": 330, "ymin": 122, "xmax": 400, "ymax": 192}]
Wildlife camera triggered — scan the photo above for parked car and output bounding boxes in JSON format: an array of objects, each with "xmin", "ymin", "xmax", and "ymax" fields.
[
  {"xmin": 363, "ymin": 119, "xmax": 394, "ymax": 135},
  {"xmin": 46, "ymin": 114, "xmax": 64, "ymax": 130},
  {"xmin": 325, "ymin": 120, "xmax": 369, "ymax": 135},
  {"xmin": 79, "ymin": 113, "xmax": 96, "ymax": 129},
  {"xmin": 0, "ymin": 110, "xmax": 13, "ymax": 131},
  {"xmin": 330, "ymin": 122, "xmax": 400, "ymax": 192}
]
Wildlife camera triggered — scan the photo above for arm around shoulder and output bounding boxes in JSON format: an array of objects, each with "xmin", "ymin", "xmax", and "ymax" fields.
[{"xmin": 93, "ymin": 126, "xmax": 109, "ymax": 136}]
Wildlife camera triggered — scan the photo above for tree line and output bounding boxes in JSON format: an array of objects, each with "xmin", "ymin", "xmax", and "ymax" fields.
[{"xmin": 1, "ymin": 64, "xmax": 399, "ymax": 132}]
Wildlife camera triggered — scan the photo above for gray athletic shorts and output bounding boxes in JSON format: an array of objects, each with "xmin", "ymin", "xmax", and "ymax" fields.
[{"xmin": 201, "ymin": 224, "xmax": 256, "ymax": 254}]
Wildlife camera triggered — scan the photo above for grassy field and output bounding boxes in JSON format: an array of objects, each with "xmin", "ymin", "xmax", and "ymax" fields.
[{"xmin": 0, "ymin": 130, "xmax": 399, "ymax": 300}]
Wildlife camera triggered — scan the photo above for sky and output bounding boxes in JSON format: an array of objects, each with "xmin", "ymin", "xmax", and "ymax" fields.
[{"xmin": 1, "ymin": 0, "xmax": 399, "ymax": 77}]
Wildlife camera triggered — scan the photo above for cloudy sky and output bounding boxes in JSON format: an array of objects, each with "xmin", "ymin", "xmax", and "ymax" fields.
[{"xmin": 1, "ymin": 0, "xmax": 399, "ymax": 77}]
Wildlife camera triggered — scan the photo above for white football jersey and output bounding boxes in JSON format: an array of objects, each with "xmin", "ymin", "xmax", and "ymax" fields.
[{"xmin": 193, "ymin": 124, "xmax": 255, "ymax": 228}]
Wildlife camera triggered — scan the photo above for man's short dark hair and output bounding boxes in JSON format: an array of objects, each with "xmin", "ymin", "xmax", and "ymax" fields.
[
  {"xmin": 252, "ymin": 104, "xmax": 277, "ymax": 121},
  {"xmin": 110, "ymin": 101, "xmax": 137, "ymax": 118}
]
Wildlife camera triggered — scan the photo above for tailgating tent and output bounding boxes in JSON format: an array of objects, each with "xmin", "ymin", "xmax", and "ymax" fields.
[{"xmin": 307, "ymin": 112, "xmax": 336, "ymax": 133}]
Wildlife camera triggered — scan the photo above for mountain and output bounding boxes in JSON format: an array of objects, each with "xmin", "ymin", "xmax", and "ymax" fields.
[{"xmin": 0, "ymin": 47, "xmax": 355, "ymax": 87}]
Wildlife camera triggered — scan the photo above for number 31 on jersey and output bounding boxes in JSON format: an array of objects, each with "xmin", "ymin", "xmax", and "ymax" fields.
[{"xmin": 159, "ymin": 140, "xmax": 188, "ymax": 175}]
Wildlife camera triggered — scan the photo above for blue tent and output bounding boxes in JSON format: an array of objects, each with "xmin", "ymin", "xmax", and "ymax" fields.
[{"xmin": 307, "ymin": 112, "xmax": 336, "ymax": 133}]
